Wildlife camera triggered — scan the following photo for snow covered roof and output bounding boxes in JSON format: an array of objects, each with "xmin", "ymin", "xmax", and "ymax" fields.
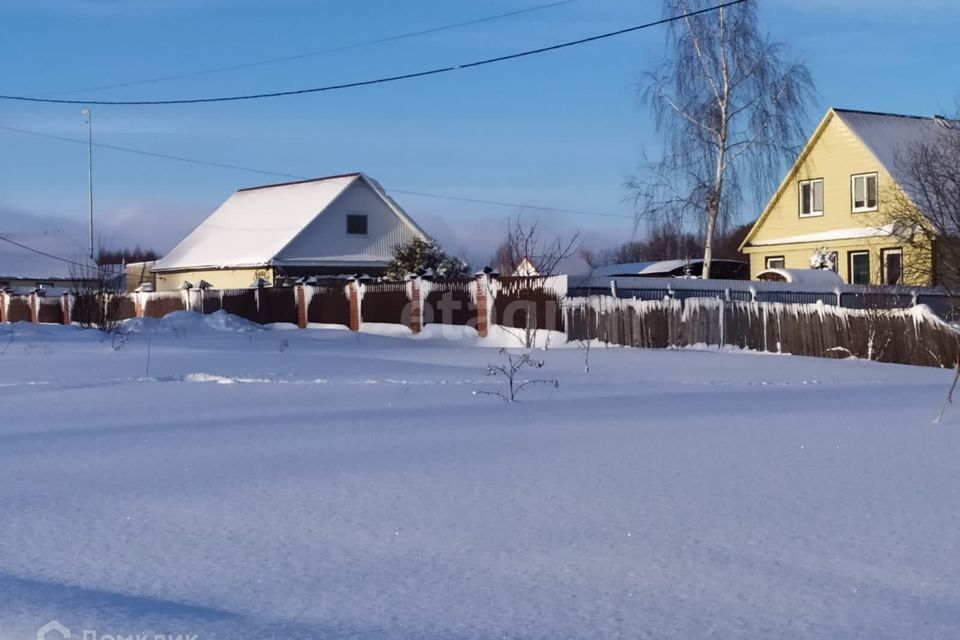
[
  {"xmin": 756, "ymin": 268, "xmax": 844, "ymax": 285},
  {"xmin": 154, "ymin": 173, "xmax": 425, "ymax": 272},
  {"xmin": 592, "ymin": 259, "xmax": 745, "ymax": 277},
  {"xmin": 834, "ymin": 109, "xmax": 960, "ymax": 192}
]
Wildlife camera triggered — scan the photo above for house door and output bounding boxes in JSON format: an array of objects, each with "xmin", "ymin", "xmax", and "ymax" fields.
[{"xmin": 882, "ymin": 249, "xmax": 903, "ymax": 285}]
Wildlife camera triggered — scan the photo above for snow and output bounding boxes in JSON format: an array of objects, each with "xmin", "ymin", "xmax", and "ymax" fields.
[
  {"xmin": 748, "ymin": 224, "xmax": 897, "ymax": 247},
  {"xmin": 119, "ymin": 309, "xmax": 262, "ymax": 334},
  {"xmin": 757, "ymin": 268, "xmax": 844, "ymax": 285},
  {"xmin": 1, "ymin": 314, "xmax": 959, "ymax": 639},
  {"xmin": 835, "ymin": 109, "xmax": 960, "ymax": 204},
  {"xmin": 153, "ymin": 175, "xmax": 360, "ymax": 271}
]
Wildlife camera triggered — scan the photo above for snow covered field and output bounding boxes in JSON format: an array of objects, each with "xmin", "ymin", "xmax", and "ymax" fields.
[{"xmin": 1, "ymin": 312, "xmax": 959, "ymax": 639}]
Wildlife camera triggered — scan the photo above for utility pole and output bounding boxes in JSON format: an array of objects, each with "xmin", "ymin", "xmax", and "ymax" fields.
[{"xmin": 81, "ymin": 108, "xmax": 94, "ymax": 263}]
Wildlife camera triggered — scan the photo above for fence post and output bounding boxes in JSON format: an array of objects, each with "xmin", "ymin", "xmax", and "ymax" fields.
[
  {"xmin": 348, "ymin": 279, "xmax": 361, "ymax": 332},
  {"xmin": 409, "ymin": 277, "xmax": 422, "ymax": 334},
  {"xmin": 296, "ymin": 284, "xmax": 308, "ymax": 329},
  {"xmin": 61, "ymin": 293, "xmax": 71, "ymax": 325},
  {"xmin": 610, "ymin": 279, "xmax": 617, "ymax": 298},
  {"xmin": 0, "ymin": 290, "xmax": 6, "ymax": 323},
  {"xmin": 30, "ymin": 291, "xmax": 39, "ymax": 324},
  {"xmin": 134, "ymin": 291, "xmax": 145, "ymax": 318},
  {"xmin": 835, "ymin": 288, "xmax": 841, "ymax": 307},
  {"xmin": 475, "ymin": 272, "xmax": 490, "ymax": 338},
  {"xmin": 719, "ymin": 297, "xmax": 725, "ymax": 347}
]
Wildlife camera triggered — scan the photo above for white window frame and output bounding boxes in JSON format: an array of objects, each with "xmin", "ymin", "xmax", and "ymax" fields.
[
  {"xmin": 882, "ymin": 248, "xmax": 903, "ymax": 285},
  {"xmin": 798, "ymin": 178, "xmax": 824, "ymax": 218},
  {"xmin": 848, "ymin": 250, "xmax": 871, "ymax": 286},
  {"xmin": 765, "ymin": 256, "xmax": 785, "ymax": 269},
  {"xmin": 851, "ymin": 172, "xmax": 879, "ymax": 213}
]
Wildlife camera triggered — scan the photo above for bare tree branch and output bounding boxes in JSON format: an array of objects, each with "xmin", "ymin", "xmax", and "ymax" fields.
[{"xmin": 631, "ymin": 0, "xmax": 814, "ymax": 278}]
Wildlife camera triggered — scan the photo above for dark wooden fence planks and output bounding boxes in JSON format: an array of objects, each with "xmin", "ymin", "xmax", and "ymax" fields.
[
  {"xmin": 220, "ymin": 289, "xmax": 258, "ymax": 321},
  {"xmin": 257, "ymin": 287, "xmax": 298, "ymax": 325},
  {"xmin": 423, "ymin": 278, "xmax": 474, "ymax": 326},
  {"xmin": 306, "ymin": 283, "xmax": 351, "ymax": 326},
  {"xmin": 493, "ymin": 276, "xmax": 564, "ymax": 332},
  {"xmin": 36, "ymin": 297, "xmax": 63, "ymax": 324},
  {"xmin": 565, "ymin": 296, "xmax": 960, "ymax": 369},
  {"xmin": 6, "ymin": 296, "xmax": 31, "ymax": 323},
  {"xmin": 144, "ymin": 293, "xmax": 186, "ymax": 318},
  {"xmin": 361, "ymin": 282, "xmax": 412, "ymax": 326}
]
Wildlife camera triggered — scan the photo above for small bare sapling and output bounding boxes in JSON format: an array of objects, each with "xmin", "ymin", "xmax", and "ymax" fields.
[{"xmin": 475, "ymin": 348, "xmax": 558, "ymax": 403}]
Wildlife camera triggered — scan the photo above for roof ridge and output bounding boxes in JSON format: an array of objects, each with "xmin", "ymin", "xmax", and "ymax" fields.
[
  {"xmin": 236, "ymin": 172, "xmax": 362, "ymax": 192},
  {"xmin": 834, "ymin": 107, "xmax": 958, "ymax": 122}
]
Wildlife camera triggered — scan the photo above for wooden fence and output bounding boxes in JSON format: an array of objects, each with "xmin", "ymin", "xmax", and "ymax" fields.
[
  {"xmin": 564, "ymin": 295, "xmax": 960, "ymax": 368},
  {"xmin": 5, "ymin": 276, "xmax": 960, "ymax": 368},
  {"xmin": 493, "ymin": 276, "xmax": 564, "ymax": 332},
  {"xmin": 305, "ymin": 283, "xmax": 351, "ymax": 326},
  {"xmin": 361, "ymin": 282, "xmax": 412, "ymax": 326},
  {"xmin": 423, "ymin": 278, "xmax": 475, "ymax": 326}
]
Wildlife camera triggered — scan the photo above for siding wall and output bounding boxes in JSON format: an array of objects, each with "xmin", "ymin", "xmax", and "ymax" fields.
[
  {"xmin": 275, "ymin": 180, "xmax": 421, "ymax": 265},
  {"xmin": 154, "ymin": 267, "xmax": 272, "ymax": 292}
]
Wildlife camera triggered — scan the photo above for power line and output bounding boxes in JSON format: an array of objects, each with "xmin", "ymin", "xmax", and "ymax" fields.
[
  {"xmin": 36, "ymin": 0, "xmax": 579, "ymax": 97},
  {"xmin": 0, "ymin": 234, "xmax": 91, "ymax": 269},
  {"xmin": 0, "ymin": 0, "xmax": 746, "ymax": 107},
  {"xmin": 0, "ymin": 123, "xmax": 633, "ymax": 220},
  {"xmin": 0, "ymin": 124, "xmax": 303, "ymax": 181}
]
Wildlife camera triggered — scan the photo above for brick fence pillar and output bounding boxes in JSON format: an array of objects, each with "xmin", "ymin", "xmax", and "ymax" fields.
[
  {"xmin": 409, "ymin": 277, "xmax": 422, "ymax": 334},
  {"xmin": 348, "ymin": 279, "xmax": 361, "ymax": 332},
  {"xmin": 61, "ymin": 294, "xmax": 71, "ymax": 325},
  {"xmin": 296, "ymin": 284, "xmax": 308, "ymax": 329},
  {"xmin": 134, "ymin": 291, "xmax": 145, "ymax": 319},
  {"xmin": 475, "ymin": 273, "xmax": 490, "ymax": 338}
]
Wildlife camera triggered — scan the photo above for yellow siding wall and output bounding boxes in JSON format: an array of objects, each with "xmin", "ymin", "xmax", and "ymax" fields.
[
  {"xmin": 154, "ymin": 267, "xmax": 273, "ymax": 292},
  {"xmin": 744, "ymin": 112, "xmax": 923, "ymax": 285},
  {"xmin": 747, "ymin": 240, "xmax": 916, "ymax": 285}
]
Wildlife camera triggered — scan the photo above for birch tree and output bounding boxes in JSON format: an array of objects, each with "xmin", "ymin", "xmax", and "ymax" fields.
[{"xmin": 630, "ymin": 0, "xmax": 813, "ymax": 278}]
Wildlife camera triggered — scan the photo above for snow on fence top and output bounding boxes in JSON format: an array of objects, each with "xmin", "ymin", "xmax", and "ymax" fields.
[{"xmin": 567, "ymin": 274, "xmax": 928, "ymax": 296}]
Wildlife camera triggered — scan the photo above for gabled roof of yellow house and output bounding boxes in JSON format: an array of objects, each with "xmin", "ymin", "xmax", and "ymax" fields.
[{"xmin": 740, "ymin": 107, "xmax": 959, "ymax": 250}]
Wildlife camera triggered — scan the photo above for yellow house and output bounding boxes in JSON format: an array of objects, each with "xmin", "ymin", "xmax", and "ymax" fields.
[{"xmin": 740, "ymin": 108, "xmax": 956, "ymax": 286}]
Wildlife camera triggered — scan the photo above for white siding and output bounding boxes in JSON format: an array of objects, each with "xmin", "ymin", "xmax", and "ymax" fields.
[{"xmin": 275, "ymin": 180, "xmax": 421, "ymax": 266}]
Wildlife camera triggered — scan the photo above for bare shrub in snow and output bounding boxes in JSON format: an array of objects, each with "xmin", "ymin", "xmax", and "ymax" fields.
[
  {"xmin": 474, "ymin": 349, "xmax": 558, "ymax": 403},
  {"xmin": 70, "ymin": 261, "xmax": 126, "ymax": 334},
  {"xmin": 494, "ymin": 215, "xmax": 579, "ymax": 349}
]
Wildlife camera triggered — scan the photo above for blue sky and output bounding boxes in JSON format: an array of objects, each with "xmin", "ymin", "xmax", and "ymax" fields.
[{"xmin": 2, "ymin": 0, "xmax": 959, "ymax": 274}]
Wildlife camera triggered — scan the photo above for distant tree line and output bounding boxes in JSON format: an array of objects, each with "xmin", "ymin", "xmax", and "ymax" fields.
[
  {"xmin": 581, "ymin": 221, "xmax": 753, "ymax": 268},
  {"xmin": 96, "ymin": 245, "xmax": 159, "ymax": 266}
]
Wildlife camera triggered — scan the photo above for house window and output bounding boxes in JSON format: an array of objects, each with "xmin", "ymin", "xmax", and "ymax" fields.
[
  {"xmin": 346, "ymin": 214, "xmax": 368, "ymax": 236},
  {"xmin": 882, "ymin": 248, "xmax": 903, "ymax": 285},
  {"xmin": 799, "ymin": 179, "xmax": 824, "ymax": 217},
  {"xmin": 765, "ymin": 256, "xmax": 785, "ymax": 269},
  {"xmin": 852, "ymin": 173, "xmax": 878, "ymax": 212},
  {"xmin": 848, "ymin": 251, "xmax": 871, "ymax": 285}
]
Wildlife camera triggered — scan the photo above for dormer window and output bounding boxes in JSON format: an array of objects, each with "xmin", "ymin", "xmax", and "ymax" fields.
[
  {"xmin": 799, "ymin": 179, "xmax": 824, "ymax": 217},
  {"xmin": 851, "ymin": 173, "xmax": 878, "ymax": 213}
]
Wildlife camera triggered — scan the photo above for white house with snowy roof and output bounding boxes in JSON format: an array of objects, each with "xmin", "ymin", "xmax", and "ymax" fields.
[{"xmin": 150, "ymin": 172, "xmax": 428, "ymax": 291}]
